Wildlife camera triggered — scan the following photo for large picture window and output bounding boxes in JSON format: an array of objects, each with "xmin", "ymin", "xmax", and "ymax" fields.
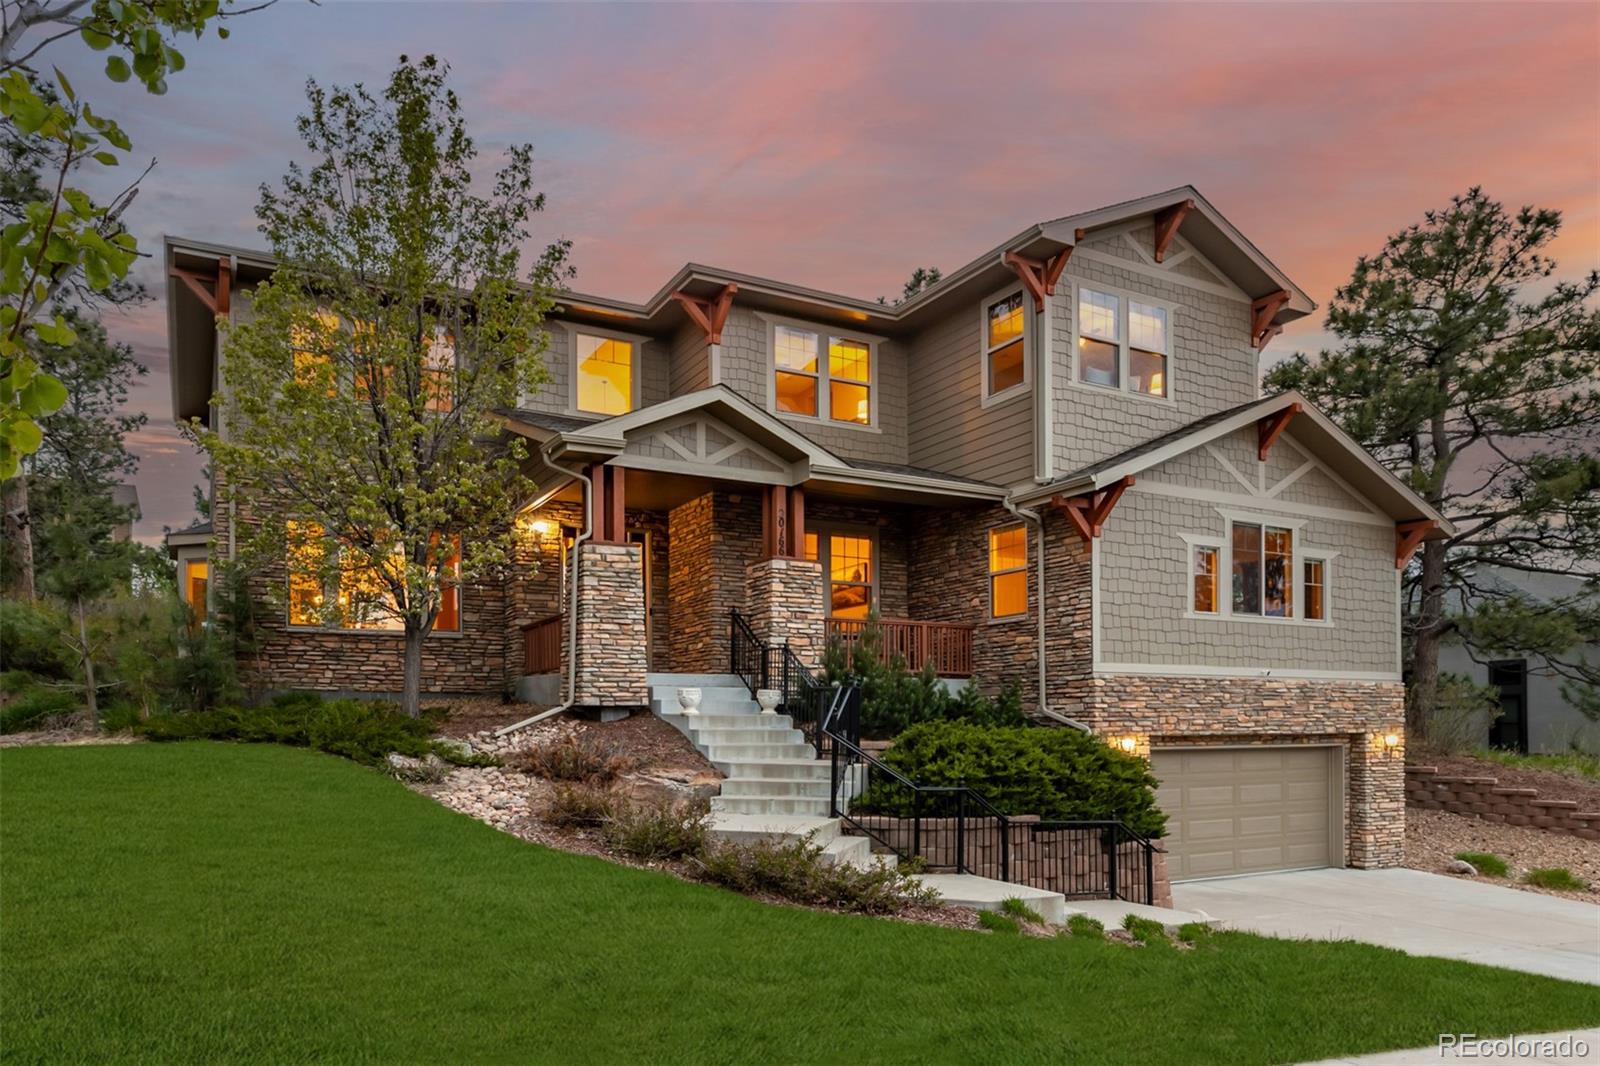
[
  {"xmin": 770, "ymin": 321, "xmax": 874, "ymax": 425},
  {"xmin": 983, "ymin": 291, "xmax": 1026, "ymax": 399},
  {"xmin": 1076, "ymin": 285, "xmax": 1174, "ymax": 399},
  {"xmin": 574, "ymin": 332, "xmax": 635, "ymax": 416},
  {"xmin": 988, "ymin": 524, "xmax": 1028, "ymax": 618},
  {"xmin": 287, "ymin": 522, "xmax": 461, "ymax": 633},
  {"xmin": 1191, "ymin": 521, "xmax": 1330, "ymax": 623}
]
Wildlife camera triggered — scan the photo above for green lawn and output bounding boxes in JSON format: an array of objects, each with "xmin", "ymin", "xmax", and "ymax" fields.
[{"xmin": 3, "ymin": 744, "xmax": 1597, "ymax": 1065}]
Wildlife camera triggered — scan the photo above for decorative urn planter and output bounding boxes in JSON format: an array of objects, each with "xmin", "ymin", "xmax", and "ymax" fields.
[
  {"xmin": 676, "ymin": 688, "xmax": 702, "ymax": 715},
  {"xmin": 756, "ymin": 689, "xmax": 781, "ymax": 715}
]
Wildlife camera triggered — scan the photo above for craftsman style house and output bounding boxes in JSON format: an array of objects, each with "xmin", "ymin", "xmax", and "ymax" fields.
[{"xmin": 164, "ymin": 187, "xmax": 1450, "ymax": 880}]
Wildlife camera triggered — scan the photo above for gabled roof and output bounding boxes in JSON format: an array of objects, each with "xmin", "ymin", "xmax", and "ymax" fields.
[{"xmin": 1015, "ymin": 391, "xmax": 1455, "ymax": 536}]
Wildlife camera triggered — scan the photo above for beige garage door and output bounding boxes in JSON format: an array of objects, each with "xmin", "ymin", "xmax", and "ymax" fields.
[{"xmin": 1152, "ymin": 747, "xmax": 1340, "ymax": 881}]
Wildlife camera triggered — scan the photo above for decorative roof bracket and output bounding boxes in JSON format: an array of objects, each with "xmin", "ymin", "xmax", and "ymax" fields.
[{"xmin": 671, "ymin": 283, "xmax": 738, "ymax": 345}]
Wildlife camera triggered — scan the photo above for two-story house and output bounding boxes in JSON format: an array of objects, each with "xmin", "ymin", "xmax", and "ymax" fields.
[{"xmin": 164, "ymin": 186, "xmax": 1450, "ymax": 880}]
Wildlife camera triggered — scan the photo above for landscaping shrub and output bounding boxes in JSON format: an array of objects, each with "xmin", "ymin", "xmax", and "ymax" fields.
[
  {"xmin": 1000, "ymin": 897, "xmax": 1046, "ymax": 926},
  {"xmin": 601, "ymin": 797, "xmax": 710, "ymax": 861},
  {"xmin": 137, "ymin": 693, "xmax": 492, "ymax": 768},
  {"xmin": 508, "ymin": 734, "xmax": 638, "ymax": 786},
  {"xmin": 1122, "ymin": 915, "xmax": 1168, "ymax": 945},
  {"xmin": 0, "ymin": 600, "xmax": 73, "ymax": 681},
  {"xmin": 1177, "ymin": 922, "xmax": 1212, "ymax": 944},
  {"xmin": 693, "ymin": 837, "xmax": 939, "ymax": 915},
  {"xmin": 853, "ymin": 720, "xmax": 1167, "ymax": 838},
  {"xmin": 542, "ymin": 784, "xmax": 616, "ymax": 828},
  {"xmin": 977, "ymin": 911, "xmax": 1020, "ymax": 934},
  {"xmin": 1523, "ymin": 867, "xmax": 1587, "ymax": 892},
  {"xmin": 1065, "ymin": 914, "xmax": 1104, "ymax": 939},
  {"xmin": 1455, "ymin": 851, "xmax": 1508, "ymax": 877},
  {"xmin": 0, "ymin": 684, "xmax": 78, "ymax": 734}
]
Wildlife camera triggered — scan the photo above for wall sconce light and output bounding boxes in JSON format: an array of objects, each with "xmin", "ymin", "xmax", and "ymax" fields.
[
  {"xmin": 530, "ymin": 519, "xmax": 553, "ymax": 537},
  {"xmin": 1116, "ymin": 736, "xmax": 1139, "ymax": 755},
  {"xmin": 1381, "ymin": 732, "xmax": 1402, "ymax": 758}
]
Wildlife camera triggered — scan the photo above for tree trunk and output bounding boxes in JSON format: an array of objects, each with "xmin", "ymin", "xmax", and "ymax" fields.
[
  {"xmin": 1406, "ymin": 539, "xmax": 1449, "ymax": 736},
  {"xmin": 401, "ymin": 623, "xmax": 425, "ymax": 718},
  {"xmin": 76, "ymin": 595, "xmax": 98, "ymax": 731},
  {"xmin": 2, "ymin": 475, "xmax": 35, "ymax": 600}
]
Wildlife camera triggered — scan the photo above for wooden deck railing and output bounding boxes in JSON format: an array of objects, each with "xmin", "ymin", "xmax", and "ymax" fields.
[
  {"xmin": 826, "ymin": 618, "xmax": 974, "ymax": 678},
  {"xmin": 521, "ymin": 614, "xmax": 562, "ymax": 674}
]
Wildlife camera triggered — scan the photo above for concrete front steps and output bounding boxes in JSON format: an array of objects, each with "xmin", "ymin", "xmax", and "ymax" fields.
[{"xmin": 703, "ymin": 813, "xmax": 894, "ymax": 871}]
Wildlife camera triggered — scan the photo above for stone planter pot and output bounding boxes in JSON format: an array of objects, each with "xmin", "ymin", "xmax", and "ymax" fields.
[
  {"xmin": 756, "ymin": 689, "xmax": 781, "ymax": 715},
  {"xmin": 676, "ymin": 688, "xmax": 702, "ymax": 715}
]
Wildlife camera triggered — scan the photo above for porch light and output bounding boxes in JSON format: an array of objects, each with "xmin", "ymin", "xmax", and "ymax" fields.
[
  {"xmin": 1116, "ymin": 736, "xmax": 1139, "ymax": 754},
  {"xmin": 1382, "ymin": 732, "xmax": 1402, "ymax": 756},
  {"xmin": 530, "ymin": 520, "xmax": 553, "ymax": 537}
]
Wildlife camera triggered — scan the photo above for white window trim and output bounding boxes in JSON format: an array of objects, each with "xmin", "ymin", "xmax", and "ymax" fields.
[
  {"xmin": 978, "ymin": 284, "xmax": 1031, "ymax": 408},
  {"xmin": 565, "ymin": 323, "xmax": 648, "ymax": 418},
  {"xmin": 986, "ymin": 522, "xmax": 1030, "ymax": 622},
  {"xmin": 756, "ymin": 312, "xmax": 882, "ymax": 432},
  {"xmin": 1179, "ymin": 518, "xmax": 1336, "ymax": 627},
  {"xmin": 1069, "ymin": 280, "xmax": 1178, "ymax": 405}
]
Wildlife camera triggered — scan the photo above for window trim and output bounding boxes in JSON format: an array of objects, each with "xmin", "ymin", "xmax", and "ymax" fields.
[
  {"xmin": 1179, "ymin": 517, "xmax": 1336, "ymax": 627},
  {"xmin": 1070, "ymin": 280, "xmax": 1178, "ymax": 404},
  {"xmin": 285, "ymin": 526, "xmax": 465, "ymax": 639},
  {"xmin": 986, "ymin": 522, "xmax": 1030, "ymax": 621},
  {"xmin": 757, "ymin": 312, "xmax": 882, "ymax": 431},
  {"xmin": 805, "ymin": 524, "xmax": 879, "ymax": 619},
  {"xmin": 565, "ymin": 323, "xmax": 648, "ymax": 418},
  {"xmin": 978, "ymin": 284, "xmax": 1031, "ymax": 408}
]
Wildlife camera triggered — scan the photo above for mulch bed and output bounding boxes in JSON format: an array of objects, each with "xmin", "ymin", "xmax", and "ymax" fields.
[
  {"xmin": 1405, "ymin": 806, "xmax": 1600, "ymax": 903},
  {"xmin": 426, "ymin": 697, "xmax": 552, "ymax": 738},
  {"xmin": 1415, "ymin": 752, "xmax": 1600, "ymax": 812}
]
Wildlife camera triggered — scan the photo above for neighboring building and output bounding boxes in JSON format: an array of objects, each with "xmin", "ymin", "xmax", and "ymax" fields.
[
  {"xmin": 167, "ymin": 520, "xmax": 211, "ymax": 626},
  {"xmin": 1439, "ymin": 565, "xmax": 1599, "ymax": 754},
  {"xmin": 110, "ymin": 484, "xmax": 141, "ymax": 542},
  {"xmin": 162, "ymin": 186, "xmax": 1452, "ymax": 879}
]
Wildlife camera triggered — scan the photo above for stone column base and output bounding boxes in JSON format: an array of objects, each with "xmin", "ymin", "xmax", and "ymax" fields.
[
  {"xmin": 744, "ymin": 557, "xmax": 826, "ymax": 669},
  {"xmin": 571, "ymin": 541, "xmax": 648, "ymax": 709}
]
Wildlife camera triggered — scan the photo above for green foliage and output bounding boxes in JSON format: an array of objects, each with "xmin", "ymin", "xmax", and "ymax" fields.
[
  {"xmin": 507, "ymin": 734, "xmax": 638, "ymax": 786},
  {"xmin": 136, "ymin": 692, "xmax": 487, "ymax": 768},
  {"xmin": 855, "ymin": 720, "xmax": 1167, "ymax": 838},
  {"xmin": 1065, "ymin": 913, "xmax": 1104, "ymax": 939},
  {"xmin": 999, "ymin": 897, "xmax": 1046, "ymax": 926},
  {"xmin": 601, "ymin": 798, "xmax": 710, "ymax": 862},
  {"xmin": 0, "ymin": 598, "xmax": 73, "ymax": 679},
  {"xmin": 0, "ymin": 684, "xmax": 77, "ymax": 733},
  {"xmin": 693, "ymin": 836, "xmax": 940, "ymax": 915},
  {"xmin": 1523, "ymin": 867, "xmax": 1587, "ymax": 892},
  {"xmin": 1263, "ymin": 188, "xmax": 1600, "ymax": 733},
  {"xmin": 878, "ymin": 267, "xmax": 942, "ymax": 306},
  {"xmin": 1176, "ymin": 922, "xmax": 1212, "ymax": 944},
  {"xmin": 188, "ymin": 55, "xmax": 571, "ymax": 716},
  {"xmin": 822, "ymin": 616, "xmax": 1024, "ymax": 738},
  {"xmin": 1416, "ymin": 672, "xmax": 1500, "ymax": 752},
  {"xmin": 1471, "ymin": 748, "xmax": 1600, "ymax": 782},
  {"xmin": 977, "ymin": 910, "xmax": 1020, "ymax": 934},
  {"xmin": 1122, "ymin": 915, "xmax": 1168, "ymax": 945},
  {"xmin": 1454, "ymin": 851, "xmax": 1508, "ymax": 878}
]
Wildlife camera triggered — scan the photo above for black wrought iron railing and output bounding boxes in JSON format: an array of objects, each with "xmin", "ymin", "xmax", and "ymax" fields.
[
  {"xmin": 729, "ymin": 609, "xmax": 766, "ymax": 697},
  {"xmin": 820, "ymin": 687, "xmax": 1160, "ymax": 904}
]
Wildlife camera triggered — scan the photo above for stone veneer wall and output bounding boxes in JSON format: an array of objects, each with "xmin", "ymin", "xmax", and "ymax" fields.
[
  {"xmin": 571, "ymin": 541, "xmax": 648, "ymax": 708},
  {"xmin": 669, "ymin": 490, "xmax": 762, "ymax": 674},
  {"xmin": 1405, "ymin": 766, "xmax": 1600, "ymax": 840},
  {"xmin": 745, "ymin": 558, "xmax": 826, "ymax": 669}
]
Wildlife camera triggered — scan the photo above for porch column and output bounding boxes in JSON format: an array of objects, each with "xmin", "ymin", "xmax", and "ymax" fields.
[
  {"xmin": 1347, "ymin": 727, "xmax": 1406, "ymax": 868},
  {"xmin": 570, "ymin": 464, "xmax": 648, "ymax": 715},
  {"xmin": 747, "ymin": 485, "xmax": 825, "ymax": 670}
]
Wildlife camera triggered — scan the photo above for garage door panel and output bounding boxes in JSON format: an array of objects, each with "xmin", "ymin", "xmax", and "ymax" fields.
[{"xmin": 1153, "ymin": 746, "xmax": 1338, "ymax": 882}]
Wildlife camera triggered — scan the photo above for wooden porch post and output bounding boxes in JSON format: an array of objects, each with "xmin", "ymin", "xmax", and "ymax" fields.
[
  {"xmin": 587, "ymin": 463, "xmax": 627, "ymax": 544},
  {"xmin": 762, "ymin": 485, "xmax": 805, "ymax": 559}
]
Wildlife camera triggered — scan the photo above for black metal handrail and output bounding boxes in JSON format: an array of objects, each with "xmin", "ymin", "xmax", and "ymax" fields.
[
  {"xmin": 729, "ymin": 609, "xmax": 766, "ymax": 696},
  {"xmin": 820, "ymin": 688, "xmax": 1160, "ymax": 902}
]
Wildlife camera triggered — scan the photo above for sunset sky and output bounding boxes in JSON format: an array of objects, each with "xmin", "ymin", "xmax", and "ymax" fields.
[{"xmin": 45, "ymin": 1, "xmax": 1600, "ymax": 541}]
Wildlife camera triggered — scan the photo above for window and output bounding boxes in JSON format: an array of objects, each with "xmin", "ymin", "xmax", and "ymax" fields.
[
  {"xmin": 769, "ymin": 321, "xmax": 875, "ymax": 425},
  {"xmin": 1230, "ymin": 521, "xmax": 1293, "ymax": 617},
  {"xmin": 574, "ymin": 332, "xmax": 635, "ymax": 416},
  {"xmin": 1192, "ymin": 545, "xmax": 1219, "ymax": 614},
  {"xmin": 183, "ymin": 559, "xmax": 209, "ymax": 626},
  {"xmin": 287, "ymin": 521, "xmax": 460, "ymax": 633},
  {"xmin": 1264, "ymin": 527, "xmax": 1293, "ymax": 618},
  {"xmin": 1075, "ymin": 285, "xmax": 1174, "ymax": 398},
  {"xmin": 828, "ymin": 534, "xmax": 873, "ymax": 618},
  {"xmin": 984, "ymin": 291, "xmax": 1026, "ymax": 398},
  {"xmin": 423, "ymin": 327, "xmax": 455, "ymax": 413},
  {"xmin": 1303, "ymin": 557, "xmax": 1326, "ymax": 621},
  {"xmin": 291, "ymin": 309, "xmax": 340, "ymax": 391},
  {"xmin": 988, "ymin": 524, "xmax": 1028, "ymax": 618},
  {"xmin": 1077, "ymin": 288, "xmax": 1119, "ymax": 388}
]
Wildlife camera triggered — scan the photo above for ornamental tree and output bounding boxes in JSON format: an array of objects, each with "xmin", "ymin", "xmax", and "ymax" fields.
[
  {"xmin": 1265, "ymin": 188, "xmax": 1600, "ymax": 737},
  {"xmin": 189, "ymin": 55, "xmax": 569, "ymax": 716}
]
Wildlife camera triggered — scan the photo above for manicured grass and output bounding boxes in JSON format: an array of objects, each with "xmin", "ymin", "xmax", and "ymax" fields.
[
  {"xmin": 1473, "ymin": 747, "xmax": 1600, "ymax": 782},
  {"xmin": 4, "ymin": 744, "xmax": 1598, "ymax": 1065}
]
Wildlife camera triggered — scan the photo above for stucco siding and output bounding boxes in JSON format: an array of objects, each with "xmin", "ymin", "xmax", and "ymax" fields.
[
  {"xmin": 1437, "ymin": 644, "xmax": 1600, "ymax": 753},
  {"xmin": 905, "ymin": 300, "xmax": 1034, "ymax": 485},
  {"xmin": 1096, "ymin": 435, "xmax": 1399, "ymax": 676},
  {"xmin": 1050, "ymin": 228, "xmax": 1259, "ymax": 476}
]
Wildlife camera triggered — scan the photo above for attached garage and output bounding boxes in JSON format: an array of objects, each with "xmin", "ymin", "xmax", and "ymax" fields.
[{"xmin": 1152, "ymin": 746, "xmax": 1344, "ymax": 882}]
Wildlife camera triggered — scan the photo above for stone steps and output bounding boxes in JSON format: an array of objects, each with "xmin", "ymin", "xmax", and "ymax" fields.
[
  {"xmin": 711, "ymin": 795, "xmax": 832, "ymax": 817},
  {"xmin": 720, "ymin": 776, "xmax": 833, "ymax": 799}
]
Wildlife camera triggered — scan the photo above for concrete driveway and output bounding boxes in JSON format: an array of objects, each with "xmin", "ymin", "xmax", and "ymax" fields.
[{"xmin": 1172, "ymin": 868, "xmax": 1600, "ymax": 985}]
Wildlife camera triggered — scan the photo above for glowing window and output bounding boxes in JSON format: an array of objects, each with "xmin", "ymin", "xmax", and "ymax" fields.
[
  {"xmin": 985, "ymin": 292, "xmax": 1026, "ymax": 396},
  {"xmin": 1192, "ymin": 545, "xmax": 1219, "ymax": 614},
  {"xmin": 287, "ymin": 520, "xmax": 327, "ymax": 626},
  {"xmin": 771, "ymin": 326, "xmax": 873, "ymax": 424},
  {"xmin": 1078, "ymin": 288, "xmax": 1120, "ymax": 389},
  {"xmin": 774, "ymin": 325, "xmax": 820, "ymax": 417},
  {"xmin": 287, "ymin": 522, "xmax": 461, "ymax": 633},
  {"xmin": 1129, "ymin": 301, "xmax": 1168, "ymax": 397},
  {"xmin": 988, "ymin": 524, "xmax": 1027, "ymax": 618},
  {"xmin": 1230, "ymin": 522, "xmax": 1292, "ymax": 617},
  {"xmin": 183, "ymin": 559, "xmax": 209, "ymax": 626},
  {"xmin": 291, "ymin": 310, "xmax": 341, "ymax": 391},
  {"xmin": 828, "ymin": 337, "xmax": 871, "ymax": 425},
  {"xmin": 827, "ymin": 534, "xmax": 873, "ymax": 619},
  {"xmin": 423, "ymin": 328, "xmax": 455, "ymax": 413},
  {"xmin": 1304, "ymin": 557, "xmax": 1327, "ymax": 621},
  {"xmin": 575, "ymin": 333, "xmax": 634, "ymax": 416}
]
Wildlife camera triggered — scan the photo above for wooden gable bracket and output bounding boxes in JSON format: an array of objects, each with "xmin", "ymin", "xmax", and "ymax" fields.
[
  {"xmin": 1256, "ymin": 401, "xmax": 1302, "ymax": 461},
  {"xmin": 169, "ymin": 256, "xmax": 232, "ymax": 317},
  {"xmin": 1152, "ymin": 199, "xmax": 1195, "ymax": 263},
  {"xmin": 1251, "ymin": 289, "xmax": 1291, "ymax": 349},
  {"xmin": 1395, "ymin": 519, "xmax": 1437, "ymax": 570},
  {"xmin": 671, "ymin": 283, "xmax": 738, "ymax": 345},
  {"xmin": 1002, "ymin": 247, "xmax": 1073, "ymax": 312},
  {"xmin": 1052, "ymin": 476, "xmax": 1135, "ymax": 542}
]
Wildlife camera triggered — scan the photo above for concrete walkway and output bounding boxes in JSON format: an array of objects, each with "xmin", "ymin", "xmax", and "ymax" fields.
[
  {"xmin": 1300, "ymin": 1027, "xmax": 1600, "ymax": 1064},
  {"xmin": 1172, "ymin": 868, "xmax": 1600, "ymax": 985}
]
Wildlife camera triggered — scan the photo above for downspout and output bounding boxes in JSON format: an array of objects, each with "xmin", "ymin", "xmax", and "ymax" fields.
[
  {"xmin": 496, "ymin": 457, "xmax": 594, "ymax": 736},
  {"xmin": 1003, "ymin": 495, "xmax": 1091, "ymax": 733}
]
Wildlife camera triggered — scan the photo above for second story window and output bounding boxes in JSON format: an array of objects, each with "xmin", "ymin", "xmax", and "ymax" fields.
[
  {"xmin": 983, "ymin": 291, "xmax": 1026, "ymax": 399},
  {"xmin": 768, "ymin": 320, "xmax": 876, "ymax": 426},
  {"xmin": 574, "ymin": 332, "xmax": 635, "ymax": 416},
  {"xmin": 1076, "ymin": 286, "xmax": 1174, "ymax": 399}
]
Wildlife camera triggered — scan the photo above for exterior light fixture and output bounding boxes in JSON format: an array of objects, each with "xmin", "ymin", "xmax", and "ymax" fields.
[
  {"xmin": 1381, "ymin": 732, "xmax": 1402, "ymax": 758},
  {"xmin": 1117, "ymin": 736, "xmax": 1139, "ymax": 754},
  {"xmin": 530, "ymin": 520, "xmax": 553, "ymax": 537}
]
